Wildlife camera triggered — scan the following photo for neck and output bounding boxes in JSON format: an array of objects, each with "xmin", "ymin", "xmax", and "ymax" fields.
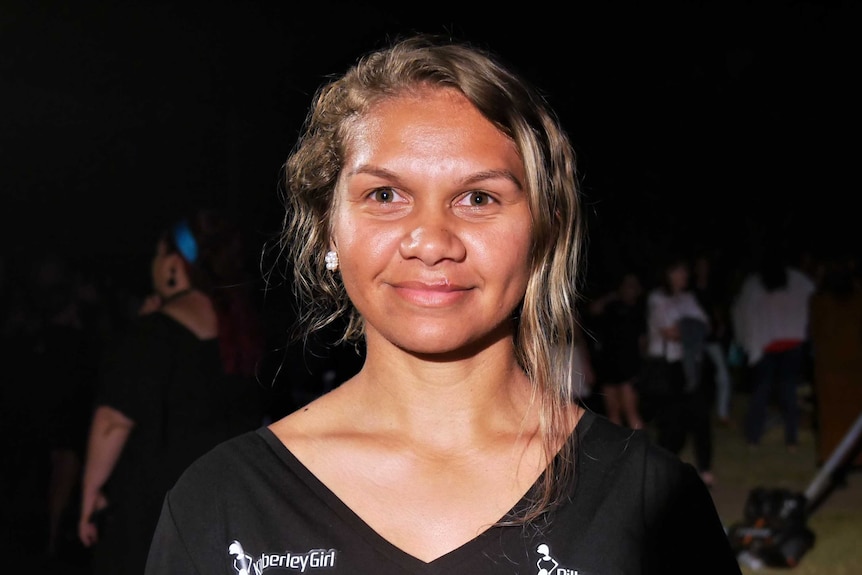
[
  {"xmin": 162, "ymin": 287, "xmax": 194, "ymax": 305},
  {"xmin": 354, "ymin": 337, "xmax": 533, "ymax": 431}
]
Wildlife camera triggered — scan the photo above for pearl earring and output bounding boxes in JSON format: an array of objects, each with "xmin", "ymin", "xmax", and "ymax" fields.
[{"xmin": 325, "ymin": 251, "xmax": 339, "ymax": 271}]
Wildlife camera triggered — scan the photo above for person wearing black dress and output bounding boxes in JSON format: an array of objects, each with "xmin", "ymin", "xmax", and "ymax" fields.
[{"xmin": 78, "ymin": 209, "xmax": 266, "ymax": 575}]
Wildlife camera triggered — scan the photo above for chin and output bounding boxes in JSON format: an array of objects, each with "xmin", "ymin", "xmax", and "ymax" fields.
[{"xmin": 389, "ymin": 324, "xmax": 513, "ymax": 360}]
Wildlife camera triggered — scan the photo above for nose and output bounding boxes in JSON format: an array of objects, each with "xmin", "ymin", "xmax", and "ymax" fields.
[{"xmin": 399, "ymin": 211, "xmax": 466, "ymax": 266}]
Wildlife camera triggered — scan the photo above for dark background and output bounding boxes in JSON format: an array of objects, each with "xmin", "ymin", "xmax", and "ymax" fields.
[
  {"xmin": 2, "ymin": 0, "xmax": 858, "ymax": 294},
  {"xmin": 3, "ymin": 4, "xmax": 857, "ymax": 569}
]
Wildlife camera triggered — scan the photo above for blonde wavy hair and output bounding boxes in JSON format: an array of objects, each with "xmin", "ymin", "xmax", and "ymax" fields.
[{"xmin": 269, "ymin": 33, "xmax": 585, "ymax": 524}]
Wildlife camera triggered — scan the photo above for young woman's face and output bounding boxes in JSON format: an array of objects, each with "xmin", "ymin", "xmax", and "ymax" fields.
[{"xmin": 330, "ymin": 88, "xmax": 532, "ymax": 356}]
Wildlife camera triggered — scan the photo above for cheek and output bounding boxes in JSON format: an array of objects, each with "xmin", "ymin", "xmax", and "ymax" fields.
[
  {"xmin": 504, "ymin": 224, "xmax": 533, "ymax": 284},
  {"xmin": 335, "ymin": 228, "xmax": 401, "ymax": 319},
  {"xmin": 467, "ymin": 225, "xmax": 532, "ymax": 282},
  {"xmin": 334, "ymin": 219, "xmax": 401, "ymax": 277}
]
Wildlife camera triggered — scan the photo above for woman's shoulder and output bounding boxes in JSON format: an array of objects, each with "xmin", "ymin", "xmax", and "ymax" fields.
[
  {"xmin": 170, "ymin": 429, "xmax": 277, "ymax": 495},
  {"xmin": 189, "ymin": 427, "xmax": 272, "ymax": 464},
  {"xmin": 149, "ymin": 428, "xmax": 303, "ymax": 572},
  {"xmin": 582, "ymin": 416, "xmax": 714, "ymax": 528},
  {"xmin": 101, "ymin": 312, "xmax": 183, "ymax": 365},
  {"xmin": 578, "ymin": 412, "xmax": 652, "ymax": 470},
  {"xmin": 579, "ymin": 413, "xmax": 692, "ymax": 488},
  {"xmin": 119, "ymin": 311, "xmax": 188, "ymax": 341}
]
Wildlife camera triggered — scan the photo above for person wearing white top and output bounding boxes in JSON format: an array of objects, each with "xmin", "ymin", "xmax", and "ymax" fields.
[
  {"xmin": 731, "ymin": 247, "xmax": 815, "ymax": 449},
  {"xmin": 646, "ymin": 256, "xmax": 714, "ymax": 487}
]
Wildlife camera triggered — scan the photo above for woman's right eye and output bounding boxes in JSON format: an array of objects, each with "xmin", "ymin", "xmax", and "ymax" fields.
[{"xmin": 368, "ymin": 187, "xmax": 401, "ymax": 203}]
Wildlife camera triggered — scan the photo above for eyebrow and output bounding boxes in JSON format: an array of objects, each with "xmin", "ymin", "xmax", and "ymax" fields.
[
  {"xmin": 347, "ymin": 165, "xmax": 523, "ymax": 190},
  {"xmin": 463, "ymin": 169, "xmax": 523, "ymax": 190}
]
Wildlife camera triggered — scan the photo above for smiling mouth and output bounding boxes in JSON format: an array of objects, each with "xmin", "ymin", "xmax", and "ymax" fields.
[
  {"xmin": 392, "ymin": 280, "xmax": 467, "ymax": 291},
  {"xmin": 389, "ymin": 281, "xmax": 471, "ymax": 306}
]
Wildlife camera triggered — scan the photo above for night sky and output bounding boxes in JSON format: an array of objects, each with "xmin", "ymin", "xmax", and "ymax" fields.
[{"xmin": 2, "ymin": 0, "xmax": 858, "ymax": 293}]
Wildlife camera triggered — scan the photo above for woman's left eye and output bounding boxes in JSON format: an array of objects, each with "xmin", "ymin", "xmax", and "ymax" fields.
[
  {"xmin": 457, "ymin": 191, "xmax": 495, "ymax": 207},
  {"xmin": 368, "ymin": 187, "xmax": 402, "ymax": 203}
]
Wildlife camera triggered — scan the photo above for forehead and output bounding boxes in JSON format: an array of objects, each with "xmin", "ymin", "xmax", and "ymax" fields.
[{"xmin": 344, "ymin": 87, "xmax": 519, "ymax": 161}]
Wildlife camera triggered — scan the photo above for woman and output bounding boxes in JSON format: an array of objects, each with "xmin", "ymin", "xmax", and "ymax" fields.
[
  {"xmin": 588, "ymin": 270, "xmax": 647, "ymax": 429},
  {"xmin": 78, "ymin": 209, "xmax": 266, "ymax": 575},
  {"xmin": 145, "ymin": 35, "xmax": 740, "ymax": 574},
  {"xmin": 645, "ymin": 255, "xmax": 715, "ymax": 486}
]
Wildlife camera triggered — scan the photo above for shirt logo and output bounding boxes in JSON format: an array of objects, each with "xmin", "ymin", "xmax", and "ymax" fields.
[
  {"xmin": 229, "ymin": 541, "xmax": 254, "ymax": 575},
  {"xmin": 536, "ymin": 543, "xmax": 579, "ymax": 575},
  {"xmin": 228, "ymin": 540, "xmax": 338, "ymax": 574}
]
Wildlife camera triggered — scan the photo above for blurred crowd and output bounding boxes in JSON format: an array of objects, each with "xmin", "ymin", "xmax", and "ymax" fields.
[{"xmin": 577, "ymin": 240, "xmax": 862, "ymax": 487}]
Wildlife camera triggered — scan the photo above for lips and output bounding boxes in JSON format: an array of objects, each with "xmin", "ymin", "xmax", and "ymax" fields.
[
  {"xmin": 392, "ymin": 279, "xmax": 466, "ymax": 291},
  {"xmin": 388, "ymin": 280, "xmax": 472, "ymax": 306}
]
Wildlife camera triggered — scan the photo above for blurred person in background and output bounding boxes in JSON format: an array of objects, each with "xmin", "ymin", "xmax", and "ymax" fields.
[
  {"xmin": 691, "ymin": 250, "xmax": 735, "ymax": 426},
  {"xmin": 587, "ymin": 270, "xmax": 647, "ymax": 429},
  {"xmin": 731, "ymin": 241, "xmax": 815, "ymax": 452},
  {"xmin": 645, "ymin": 255, "xmax": 715, "ymax": 486},
  {"xmin": 78, "ymin": 208, "xmax": 267, "ymax": 575},
  {"xmin": 567, "ymin": 318, "xmax": 597, "ymax": 404},
  {"xmin": 0, "ymin": 253, "xmax": 100, "ymax": 568}
]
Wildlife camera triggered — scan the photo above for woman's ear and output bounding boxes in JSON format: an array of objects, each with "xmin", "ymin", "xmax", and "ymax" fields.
[{"xmin": 325, "ymin": 237, "xmax": 340, "ymax": 272}]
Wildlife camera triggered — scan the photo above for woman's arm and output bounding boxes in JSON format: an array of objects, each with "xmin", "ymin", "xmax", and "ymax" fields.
[{"xmin": 78, "ymin": 405, "xmax": 135, "ymax": 547}]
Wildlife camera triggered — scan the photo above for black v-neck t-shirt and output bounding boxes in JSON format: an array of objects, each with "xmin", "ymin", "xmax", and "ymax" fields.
[{"xmin": 145, "ymin": 410, "xmax": 741, "ymax": 574}]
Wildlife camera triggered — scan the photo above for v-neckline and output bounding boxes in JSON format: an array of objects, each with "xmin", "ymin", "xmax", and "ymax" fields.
[{"xmin": 256, "ymin": 411, "xmax": 594, "ymax": 572}]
